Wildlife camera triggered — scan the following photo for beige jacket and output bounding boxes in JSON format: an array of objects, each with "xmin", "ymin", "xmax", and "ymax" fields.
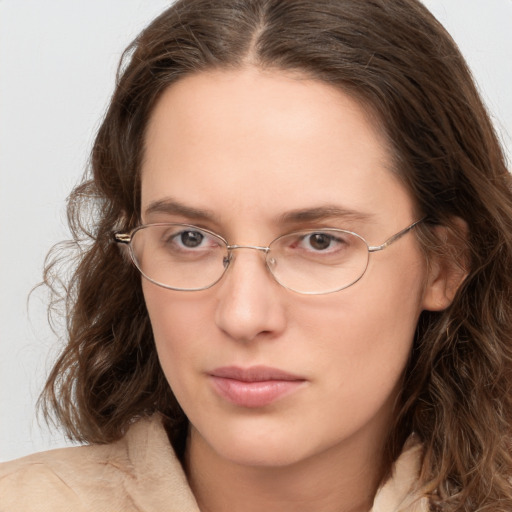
[{"xmin": 0, "ymin": 416, "xmax": 428, "ymax": 511}]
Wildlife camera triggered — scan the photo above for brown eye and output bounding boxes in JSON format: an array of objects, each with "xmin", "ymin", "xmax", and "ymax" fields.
[
  {"xmin": 180, "ymin": 230, "xmax": 204, "ymax": 247},
  {"xmin": 308, "ymin": 233, "xmax": 333, "ymax": 251}
]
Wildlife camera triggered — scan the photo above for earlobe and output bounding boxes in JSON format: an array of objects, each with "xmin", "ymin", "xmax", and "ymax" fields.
[{"xmin": 421, "ymin": 219, "xmax": 469, "ymax": 312}]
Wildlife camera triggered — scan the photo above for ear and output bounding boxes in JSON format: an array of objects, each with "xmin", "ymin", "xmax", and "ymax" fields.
[{"xmin": 421, "ymin": 218, "xmax": 469, "ymax": 312}]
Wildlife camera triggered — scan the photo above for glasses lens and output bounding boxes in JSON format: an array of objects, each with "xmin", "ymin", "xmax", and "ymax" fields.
[
  {"xmin": 268, "ymin": 229, "xmax": 369, "ymax": 294},
  {"xmin": 130, "ymin": 224, "xmax": 228, "ymax": 290}
]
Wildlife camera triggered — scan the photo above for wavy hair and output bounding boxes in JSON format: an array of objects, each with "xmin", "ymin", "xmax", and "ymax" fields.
[{"xmin": 41, "ymin": 0, "xmax": 512, "ymax": 509}]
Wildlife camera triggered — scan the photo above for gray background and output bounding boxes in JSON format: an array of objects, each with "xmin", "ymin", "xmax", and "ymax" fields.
[{"xmin": 1, "ymin": 0, "xmax": 511, "ymax": 461}]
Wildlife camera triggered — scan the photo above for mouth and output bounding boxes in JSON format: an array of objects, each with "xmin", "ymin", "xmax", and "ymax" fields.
[{"xmin": 208, "ymin": 366, "xmax": 307, "ymax": 408}]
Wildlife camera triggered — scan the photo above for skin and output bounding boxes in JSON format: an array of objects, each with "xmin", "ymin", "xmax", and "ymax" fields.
[{"xmin": 140, "ymin": 68, "xmax": 451, "ymax": 512}]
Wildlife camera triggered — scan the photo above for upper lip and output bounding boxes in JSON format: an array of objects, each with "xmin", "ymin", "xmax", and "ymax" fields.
[{"xmin": 209, "ymin": 366, "xmax": 305, "ymax": 382}]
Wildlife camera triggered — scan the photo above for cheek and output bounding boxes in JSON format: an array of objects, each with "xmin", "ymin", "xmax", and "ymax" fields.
[
  {"xmin": 301, "ymin": 257, "xmax": 426, "ymax": 406},
  {"xmin": 142, "ymin": 282, "xmax": 216, "ymax": 390}
]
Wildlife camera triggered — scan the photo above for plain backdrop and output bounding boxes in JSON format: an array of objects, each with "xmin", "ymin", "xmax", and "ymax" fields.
[{"xmin": 1, "ymin": 0, "xmax": 511, "ymax": 462}]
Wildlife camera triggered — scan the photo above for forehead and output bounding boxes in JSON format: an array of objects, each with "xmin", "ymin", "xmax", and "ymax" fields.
[{"xmin": 141, "ymin": 68, "xmax": 413, "ymax": 233}]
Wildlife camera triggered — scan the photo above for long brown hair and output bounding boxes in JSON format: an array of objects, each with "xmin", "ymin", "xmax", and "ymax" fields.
[{"xmin": 41, "ymin": 0, "xmax": 512, "ymax": 509}]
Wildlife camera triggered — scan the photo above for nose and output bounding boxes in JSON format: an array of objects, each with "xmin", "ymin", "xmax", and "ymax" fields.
[{"xmin": 214, "ymin": 248, "xmax": 287, "ymax": 343}]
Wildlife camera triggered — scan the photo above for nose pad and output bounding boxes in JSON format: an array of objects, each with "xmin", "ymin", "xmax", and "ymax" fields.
[
  {"xmin": 222, "ymin": 253, "xmax": 232, "ymax": 269},
  {"xmin": 220, "ymin": 249, "xmax": 270, "ymax": 281}
]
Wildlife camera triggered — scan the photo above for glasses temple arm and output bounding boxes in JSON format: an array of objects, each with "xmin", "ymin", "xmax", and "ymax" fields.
[{"xmin": 368, "ymin": 218, "xmax": 425, "ymax": 253}]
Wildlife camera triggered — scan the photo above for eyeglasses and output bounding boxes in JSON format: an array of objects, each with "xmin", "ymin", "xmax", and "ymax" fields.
[{"xmin": 114, "ymin": 220, "xmax": 423, "ymax": 295}]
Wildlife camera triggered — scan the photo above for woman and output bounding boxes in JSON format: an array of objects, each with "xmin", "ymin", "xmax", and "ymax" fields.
[{"xmin": 1, "ymin": 0, "xmax": 511, "ymax": 510}]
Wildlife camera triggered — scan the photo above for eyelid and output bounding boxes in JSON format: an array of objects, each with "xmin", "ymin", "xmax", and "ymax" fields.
[
  {"xmin": 145, "ymin": 218, "xmax": 225, "ymax": 236},
  {"xmin": 298, "ymin": 230, "xmax": 349, "ymax": 244},
  {"xmin": 290, "ymin": 227, "xmax": 354, "ymax": 237},
  {"xmin": 173, "ymin": 229, "xmax": 217, "ymax": 247}
]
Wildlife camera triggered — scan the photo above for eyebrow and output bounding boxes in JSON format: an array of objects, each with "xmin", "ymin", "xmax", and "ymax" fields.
[
  {"xmin": 279, "ymin": 206, "xmax": 375, "ymax": 224},
  {"xmin": 144, "ymin": 198, "xmax": 218, "ymax": 222}
]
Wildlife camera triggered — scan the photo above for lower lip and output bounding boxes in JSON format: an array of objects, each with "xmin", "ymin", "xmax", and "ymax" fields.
[{"xmin": 210, "ymin": 376, "xmax": 305, "ymax": 408}]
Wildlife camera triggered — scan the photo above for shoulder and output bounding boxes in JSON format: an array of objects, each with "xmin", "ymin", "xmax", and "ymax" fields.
[
  {"xmin": 0, "ymin": 442, "xmax": 118, "ymax": 512},
  {"xmin": 372, "ymin": 437, "xmax": 430, "ymax": 512},
  {"xmin": 0, "ymin": 415, "xmax": 199, "ymax": 512}
]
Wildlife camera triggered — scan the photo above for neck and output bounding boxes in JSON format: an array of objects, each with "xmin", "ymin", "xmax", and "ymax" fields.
[{"xmin": 185, "ymin": 427, "xmax": 387, "ymax": 512}]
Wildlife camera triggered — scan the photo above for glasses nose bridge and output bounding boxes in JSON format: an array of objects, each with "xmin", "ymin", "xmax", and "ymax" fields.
[
  {"xmin": 226, "ymin": 244, "xmax": 270, "ymax": 254},
  {"xmin": 223, "ymin": 244, "xmax": 273, "ymax": 274}
]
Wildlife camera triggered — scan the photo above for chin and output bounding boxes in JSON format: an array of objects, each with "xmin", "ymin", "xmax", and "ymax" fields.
[
  {"xmin": 216, "ymin": 440, "xmax": 312, "ymax": 468},
  {"xmin": 191, "ymin": 418, "xmax": 328, "ymax": 470}
]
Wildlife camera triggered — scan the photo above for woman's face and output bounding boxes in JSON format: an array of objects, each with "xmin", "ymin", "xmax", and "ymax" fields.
[{"xmin": 140, "ymin": 68, "xmax": 439, "ymax": 468}]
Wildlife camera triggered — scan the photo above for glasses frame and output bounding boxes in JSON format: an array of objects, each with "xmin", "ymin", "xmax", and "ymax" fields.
[{"xmin": 114, "ymin": 219, "xmax": 424, "ymax": 295}]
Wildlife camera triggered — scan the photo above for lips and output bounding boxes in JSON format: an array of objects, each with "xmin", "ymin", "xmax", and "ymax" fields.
[{"xmin": 209, "ymin": 366, "xmax": 306, "ymax": 408}]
